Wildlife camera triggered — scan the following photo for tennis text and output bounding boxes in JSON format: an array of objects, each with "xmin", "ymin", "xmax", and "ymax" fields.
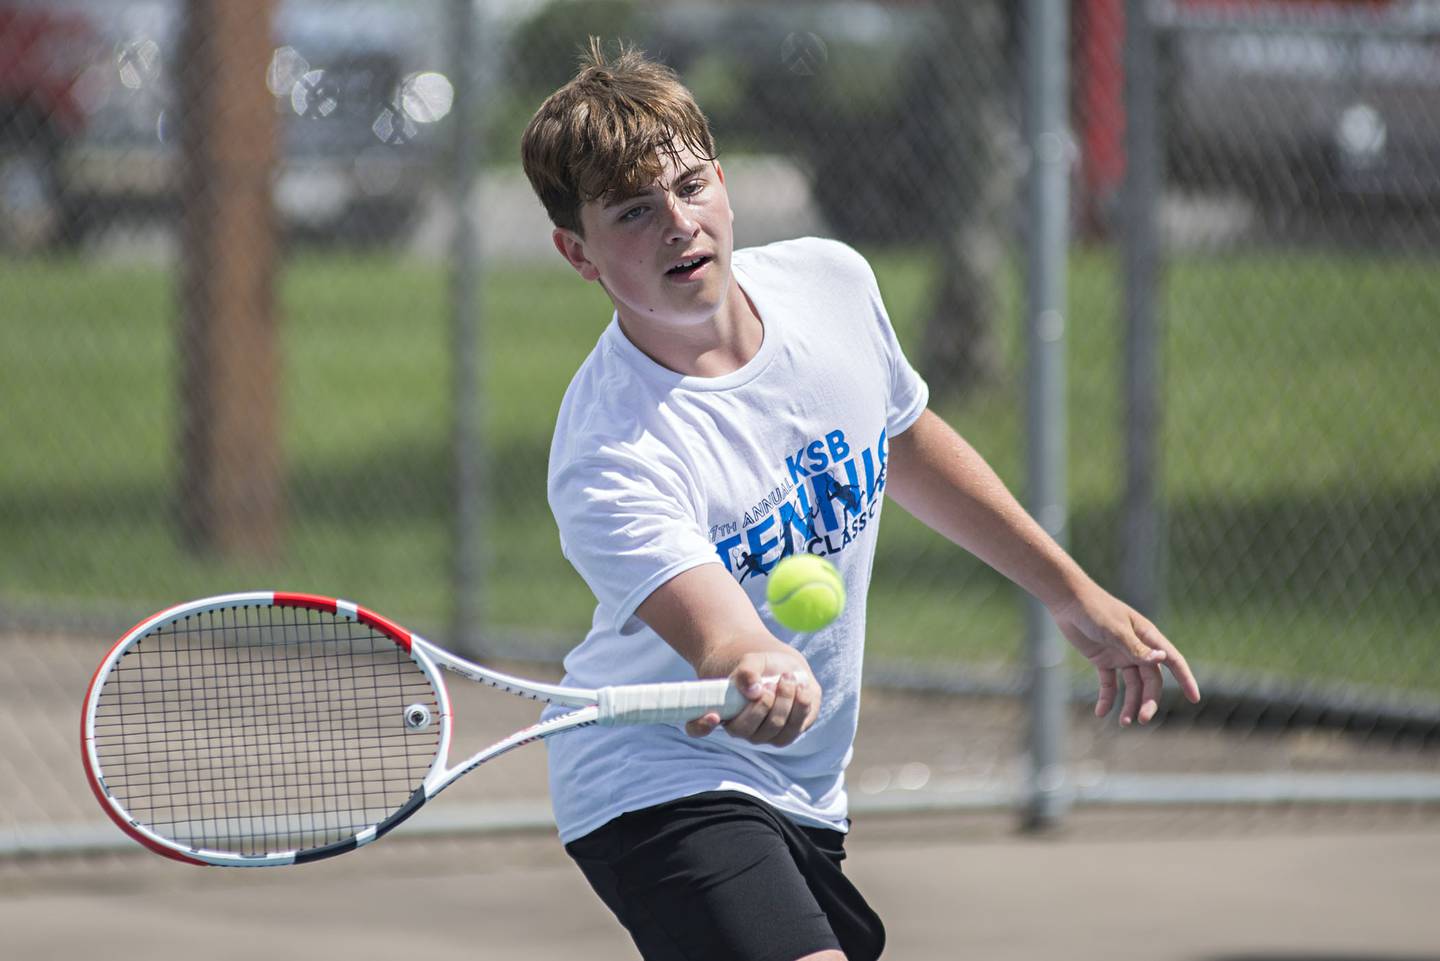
[{"xmin": 712, "ymin": 426, "xmax": 888, "ymax": 580}]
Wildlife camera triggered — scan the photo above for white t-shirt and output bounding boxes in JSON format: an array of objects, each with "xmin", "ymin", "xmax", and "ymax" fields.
[{"xmin": 544, "ymin": 236, "xmax": 928, "ymax": 843}]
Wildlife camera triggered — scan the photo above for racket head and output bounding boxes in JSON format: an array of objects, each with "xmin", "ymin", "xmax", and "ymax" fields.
[{"xmin": 80, "ymin": 592, "xmax": 450, "ymax": 866}]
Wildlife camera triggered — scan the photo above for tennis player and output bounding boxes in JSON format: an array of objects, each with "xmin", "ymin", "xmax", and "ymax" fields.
[{"xmin": 521, "ymin": 40, "xmax": 1200, "ymax": 961}]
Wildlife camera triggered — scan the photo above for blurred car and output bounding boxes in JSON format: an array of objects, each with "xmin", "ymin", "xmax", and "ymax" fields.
[
  {"xmin": 509, "ymin": 0, "xmax": 1002, "ymax": 244},
  {"xmin": 1160, "ymin": 0, "xmax": 1440, "ymax": 211},
  {"xmin": 9, "ymin": 0, "xmax": 454, "ymax": 249},
  {"xmin": 634, "ymin": 0, "xmax": 991, "ymax": 244}
]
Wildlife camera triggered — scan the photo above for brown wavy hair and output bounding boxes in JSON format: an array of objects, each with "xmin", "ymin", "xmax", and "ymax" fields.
[{"xmin": 521, "ymin": 38, "xmax": 718, "ymax": 234}]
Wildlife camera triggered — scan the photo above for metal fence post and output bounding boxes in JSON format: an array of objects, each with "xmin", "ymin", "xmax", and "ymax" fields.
[
  {"xmin": 1121, "ymin": 0, "xmax": 1165, "ymax": 620},
  {"xmin": 450, "ymin": 0, "xmax": 485, "ymax": 657},
  {"xmin": 1022, "ymin": 0, "xmax": 1074, "ymax": 830}
]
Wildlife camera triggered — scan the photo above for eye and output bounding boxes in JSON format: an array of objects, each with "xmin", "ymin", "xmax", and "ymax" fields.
[
  {"xmin": 618, "ymin": 205, "xmax": 648, "ymax": 223},
  {"xmin": 680, "ymin": 179, "xmax": 706, "ymax": 198}
]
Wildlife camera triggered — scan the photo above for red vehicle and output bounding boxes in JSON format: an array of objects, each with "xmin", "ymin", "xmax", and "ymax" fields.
[{"xmin": 0, "ymin": 2, "xmax": 99, "ymax": 251}]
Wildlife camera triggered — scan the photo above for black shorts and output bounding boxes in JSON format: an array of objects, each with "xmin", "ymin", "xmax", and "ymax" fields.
[{"xmin": 564, "ymin": 791, "xmax": 885, "ymax": 961}]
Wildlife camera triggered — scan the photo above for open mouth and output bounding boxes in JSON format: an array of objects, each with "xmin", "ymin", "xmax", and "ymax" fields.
[{"xmin": 666, "ymin": 255, "xmax": 713, "ymax": 278}]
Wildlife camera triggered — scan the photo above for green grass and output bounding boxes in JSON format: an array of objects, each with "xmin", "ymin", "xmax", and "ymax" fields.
[{"xmin": 2, "ymin": 244, "xmax": 1436, "ymax": 693}]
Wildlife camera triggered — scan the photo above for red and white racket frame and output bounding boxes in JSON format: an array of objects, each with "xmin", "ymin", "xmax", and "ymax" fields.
[{"xmin": 81, "ymin": 590, "xmax": 745, "ymax": 867}]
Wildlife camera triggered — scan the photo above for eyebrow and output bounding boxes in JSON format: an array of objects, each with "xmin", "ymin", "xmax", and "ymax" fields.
[{"xmin": 604, "ymin": 164, "xmax": 708, "ymax": 209}]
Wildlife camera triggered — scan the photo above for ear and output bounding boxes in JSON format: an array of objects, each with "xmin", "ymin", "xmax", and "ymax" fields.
[
  {"xmin": 552, "ymin": 227, "xmax": 601, "ymax": 282},
  {"xmin": 715, "ymin": 162, "xmax": 734, "ymax": 224}
]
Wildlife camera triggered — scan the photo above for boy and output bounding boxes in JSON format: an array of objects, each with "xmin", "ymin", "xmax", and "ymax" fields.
[{"xmin": 521, "ymin": 40, "xmax": 1200, "ymax": 961}]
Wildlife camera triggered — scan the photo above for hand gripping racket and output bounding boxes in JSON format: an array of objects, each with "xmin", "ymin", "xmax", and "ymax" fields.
[{"xmin": 80, "ymin": 591, "xmax": 749, "ymax": 867}]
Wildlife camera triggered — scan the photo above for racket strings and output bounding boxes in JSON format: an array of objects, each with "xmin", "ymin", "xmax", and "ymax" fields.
[{"xmin": 91, "ymin": 603, "xmax": 441, "ymax": 856}]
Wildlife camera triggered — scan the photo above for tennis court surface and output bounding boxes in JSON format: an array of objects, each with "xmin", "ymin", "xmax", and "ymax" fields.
[
  {"xmin": 3, "ymin": 808, "xmax": 1439, "ymax": 960},
  {"xmin": 5, "ymin": 629, "xmax": 1439, "ymax": 958}
]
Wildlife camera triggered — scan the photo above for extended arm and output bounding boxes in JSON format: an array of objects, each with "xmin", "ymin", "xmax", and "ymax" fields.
[{"xmin": 885, "ymin": 409, "xmax": 1200, "ymax": 724}]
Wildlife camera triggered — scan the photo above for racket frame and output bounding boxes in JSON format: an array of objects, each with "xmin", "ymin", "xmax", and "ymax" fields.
[{"xmin": 80, "ymin": 591, "xmax": 742, "ymax": 867}]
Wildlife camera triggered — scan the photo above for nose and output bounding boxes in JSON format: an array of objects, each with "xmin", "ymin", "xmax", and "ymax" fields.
[{"xmin": 662, "ymin": 194, "xmax": 699, "ymax": 244}]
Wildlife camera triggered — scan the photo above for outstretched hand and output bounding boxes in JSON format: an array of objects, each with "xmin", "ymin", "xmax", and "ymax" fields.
[{"xmin": 1049, "ymin": 586, "xmax": 1201, "ymax": 726}]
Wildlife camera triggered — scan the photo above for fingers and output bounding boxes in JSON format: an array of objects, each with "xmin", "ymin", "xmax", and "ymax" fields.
[
  {"xmin": 1111, "ymin": 615, "xmax": 1201, "ymax": 725},
  {"xmin": 1106, "ymin": 662, "xmax": 1167, "ymax": 727},
  {"xmin": 1122, "ymin": 625, "xmax": 1164, "ymax": 664},
  {"xmin": 684, "ymin": 712, "xmax": 722, "ymax": 738},
  {"xmin": 1119, "ymin": 665, "xmax": 1142, "ymax": 726},
  {"xmin": 1098, "ymin": 665, "xmax": 1167, "ymax": 727},
  {"xmin": 721, "ymin": 670, "xmax": 817, "ymax": 747},
  {"xmin": 1134, "ymin": 619, "xmax": 1202, "ymax": 705},
  {"xmin": 1094, "ymin": 668, "xmax": 1117, "ymax": 718},
  {"xmin": 1138, "ymin": 662, "xmax": 1163, "ymax": 724},
  {"xmin": 778, "ymin": 671, "xmax": 819, "ymax": 744},
  {"xmin": 686, "ymin": 651, "xmax": 776, "ymax": 740},
  {"xmin": 729, "ymin": 658, "xmax": 772, "ymax": 703}
]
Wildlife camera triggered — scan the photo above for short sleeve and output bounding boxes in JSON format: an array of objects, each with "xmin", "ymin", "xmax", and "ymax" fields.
[
  {"xmin": 548, "ymin": 448, "xmax": 721, "ymax": 635},
  {"xmin": 847, "ymin": 244, "xmax": 929, "ymax": 435}
]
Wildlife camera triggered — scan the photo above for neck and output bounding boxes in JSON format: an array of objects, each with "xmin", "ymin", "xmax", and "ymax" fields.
[{"xmin": 618, "ymin": 278, "xmax": 762, "ymax": 378}]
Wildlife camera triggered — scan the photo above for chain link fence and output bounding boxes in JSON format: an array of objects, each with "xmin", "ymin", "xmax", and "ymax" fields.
[
  {"xmin": 1143, "ymin": 0, "xmax": 1440, "ymax": 712},
  {"xmin": 2, "ymin": 0, "xmax": 1438, "ymax": 855}
]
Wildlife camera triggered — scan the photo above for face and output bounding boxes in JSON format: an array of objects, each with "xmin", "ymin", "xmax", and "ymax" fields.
[{"xmin": 553, "ymin": 145, "xmax": 737, "ymax": 336}]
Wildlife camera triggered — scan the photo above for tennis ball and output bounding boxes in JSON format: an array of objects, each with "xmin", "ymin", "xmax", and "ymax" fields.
[{"xmin": 766, "ymin": 554, "xmax": 845, "ymax": 632}]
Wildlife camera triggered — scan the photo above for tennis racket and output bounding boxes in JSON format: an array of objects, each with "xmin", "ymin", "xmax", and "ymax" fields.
[{"xmin": 80, "ymin": 590, "xmax": 750, "ymax": 867}]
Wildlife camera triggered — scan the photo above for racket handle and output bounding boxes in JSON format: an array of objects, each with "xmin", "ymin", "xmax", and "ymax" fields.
[{"xmin": 596, "ymin": 678, "xmax": 750, "ymax": 726}]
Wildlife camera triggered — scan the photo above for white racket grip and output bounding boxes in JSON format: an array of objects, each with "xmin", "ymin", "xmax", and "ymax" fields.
[{"xmin": 596, "ymin": 678, "xmax": 749, "ymax": 726}]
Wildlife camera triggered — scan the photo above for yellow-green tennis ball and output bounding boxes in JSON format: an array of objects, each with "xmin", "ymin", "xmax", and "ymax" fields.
[{"xmin": 766, "ymin": 554, "xmax": 845, "ymax": 632}]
